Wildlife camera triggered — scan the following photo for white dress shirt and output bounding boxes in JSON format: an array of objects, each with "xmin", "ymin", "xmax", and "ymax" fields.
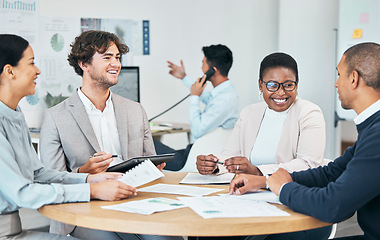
[{"xmin": 77, "ymin": 89, "xmax": 123, "ymax": 163}]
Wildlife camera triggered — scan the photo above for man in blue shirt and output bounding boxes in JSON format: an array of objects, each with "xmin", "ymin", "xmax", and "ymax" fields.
[
  {"xmin": 230, "ymin": 42, "xmax": 380, "ymax": 240},
  {"xmin": 155, "ymin": 44, "xmax": 239, "ymax": 171}
]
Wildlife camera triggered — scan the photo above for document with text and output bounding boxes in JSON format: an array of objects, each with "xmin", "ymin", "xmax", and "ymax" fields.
[
  {"xmin": 118, "ymin": 160, "xmax": 164, "ymax": 188},
  {"xmin": 218, "ymin": 190, "xmax": 282, "ymax": 204},
  {"xmin": 101, "ymin": 197, "xmax": 186, "ymax": 215},
  {"xmin": 180, "ymin": 172, "xmax": 235, "ymax": 185},
  {"xmin": 138, "ymin": 183, "xmax": 223, "ymax": 197},
  {"xmin": 178, "ymin": 195, "xmax": 289, "ymax": 219}
]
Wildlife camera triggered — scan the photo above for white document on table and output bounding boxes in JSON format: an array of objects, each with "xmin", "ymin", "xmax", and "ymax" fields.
[
  {"xmin": 101, "ymin": 197, "xmax": 186, "ymax": 215},
  {"xmin": 218, "ymin": 190, "xmax": 282, "ymax": 204},
  {"xmin": 138, "ymin": 183, "xmax": 223, "ymax": 197},
  {"xmin": 178, "ymin": 195, "xmax": 289, "ymax": 219},
  {"xmin": 118, "ymin": 160, "xmax": 164, "ymax": 188},
  {"xmin": 180, "ymin": 172, "xmax": 235, "ymax": 185}
]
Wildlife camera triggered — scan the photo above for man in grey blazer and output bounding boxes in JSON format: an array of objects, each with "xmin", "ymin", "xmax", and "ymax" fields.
[{"xmin": 40, "ymin": 31, "xmax": 180, "ymax": 240}]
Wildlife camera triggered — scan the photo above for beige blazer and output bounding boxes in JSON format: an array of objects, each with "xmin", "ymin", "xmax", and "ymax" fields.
[
  {"xmin": 39, "ymin": 91, "xmax": 156, "ymax": 235},
  {"xmin": 218, "ymin": 98, "xmax": 326, "ymax": 176}
]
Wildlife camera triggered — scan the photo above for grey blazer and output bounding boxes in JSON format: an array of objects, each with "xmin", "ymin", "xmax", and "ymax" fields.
[{"xmin": 39, "ymin": 91, "xmax": 156, "ymax": 235}]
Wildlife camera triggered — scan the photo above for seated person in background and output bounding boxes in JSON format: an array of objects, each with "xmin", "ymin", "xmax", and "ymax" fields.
[
  {"xmin": 231, "ymin": 42, "xmax": 380, "ymax": 240},
  {"xmin": 195, "ymin": 52, "xmax": 331, "ymax": 240},
  {"xmin": 197, "ymin": 52, "xmax": 326, "ymax": 177},
  {"xmin": 154, "ymin": 44, "xmax": 239, "ymax": 171},
  {"xmin": 39, "ymin": 30, "xmax": 181, "ymax": 240},
  {"xmin": 0, "ymin": 34, "xmax": 133, "ymax": 240}
]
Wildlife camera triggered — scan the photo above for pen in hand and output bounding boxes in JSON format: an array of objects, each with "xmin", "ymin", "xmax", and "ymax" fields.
[{"xmin": 90, "ymin": 154, "xmax": 120, "ymax": 158}]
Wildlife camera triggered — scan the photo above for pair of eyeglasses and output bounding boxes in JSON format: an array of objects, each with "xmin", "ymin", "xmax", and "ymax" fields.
[{"xmin": 261, "ymin": 80, "xmax": 297, "ymax": 92}]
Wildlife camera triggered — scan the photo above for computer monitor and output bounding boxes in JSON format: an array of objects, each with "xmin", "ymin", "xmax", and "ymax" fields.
[{"xmin": 111, "ymin": 66, "xmax": 140, "ymax": 102}]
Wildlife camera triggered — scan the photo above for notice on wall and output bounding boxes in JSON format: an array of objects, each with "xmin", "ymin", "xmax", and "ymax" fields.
[{"xmin": 0, "ymin": 1, "xmax": 147, "ymax": 128}]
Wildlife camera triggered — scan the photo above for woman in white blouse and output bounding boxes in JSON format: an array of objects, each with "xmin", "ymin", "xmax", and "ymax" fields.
[
  {"xmin": 196, "ymin": 52, "xmax": 326, "ymax": 179},
  {"xmin": 194, "ymin": 52, "xmax": 329, "ymax": 240}
]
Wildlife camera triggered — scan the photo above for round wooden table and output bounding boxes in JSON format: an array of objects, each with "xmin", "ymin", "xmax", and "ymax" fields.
[{"xmin": 39, "ymin": 172, "xmax": 331, "ymax": 236}]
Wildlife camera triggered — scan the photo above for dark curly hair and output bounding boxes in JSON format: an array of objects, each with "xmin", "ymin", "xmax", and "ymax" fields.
[{"xmin": 68, "ymin": 30, "xmax": 129, "ymax": 76}]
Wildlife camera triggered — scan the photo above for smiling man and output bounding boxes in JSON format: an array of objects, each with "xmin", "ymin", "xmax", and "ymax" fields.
[{"xmin": 39, "ymin": 31, "xmax": 180, "ymax": 240}]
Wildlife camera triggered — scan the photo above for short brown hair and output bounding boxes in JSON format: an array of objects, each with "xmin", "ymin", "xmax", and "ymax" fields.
[
  {"xmin": 68, "ymin": 30, "xmax": 129, "ymax": 76},
  {"xmin": 344, "ymin": 42, "xmax": 380, "ymax": 90}
]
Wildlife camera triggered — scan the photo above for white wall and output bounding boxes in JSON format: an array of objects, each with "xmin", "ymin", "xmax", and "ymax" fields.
[
  {"xmin": 39, "ymin": 0, "xmax": 340, "ymax": 156},
  {"xmin": 39, "ymin": 0, "xmax": 279, "ymax": 149},
  {"xmin": 278, "ymin": 0, "xmax": 339, "ymax": 159}
]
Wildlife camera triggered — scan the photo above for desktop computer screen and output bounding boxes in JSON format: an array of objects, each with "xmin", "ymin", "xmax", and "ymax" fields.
[{"xmin": 110, "ymin": 66, "xmax": 140, "ymax": 102}]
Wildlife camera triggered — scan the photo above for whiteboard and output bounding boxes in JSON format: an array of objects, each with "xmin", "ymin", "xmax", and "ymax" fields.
[{"xmin": 336, "ymin": 0, "xmax": 380, "ymax": 120}]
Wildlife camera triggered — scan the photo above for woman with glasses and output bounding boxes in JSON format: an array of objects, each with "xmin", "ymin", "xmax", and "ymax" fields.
[{"xmin": 197, "ymin": 52, "xmax": 326, "ymax": 179}]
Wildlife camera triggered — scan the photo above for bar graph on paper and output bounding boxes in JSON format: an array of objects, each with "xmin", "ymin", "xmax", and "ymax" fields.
[{"xmin": 0, "ymin": 0, "xmax": 37, "ymax": 14}]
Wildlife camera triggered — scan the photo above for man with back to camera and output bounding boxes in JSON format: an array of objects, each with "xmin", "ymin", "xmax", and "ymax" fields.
[
  {"xmin": 155, "ymin": 44, "xmax": 239, "ymax": 171},
  {"xmin": 39, "ymin": 30, "xmax": 182, "ymax": 240},
  {"xmin": 230, "ymin": 42, "xmax": 380, "ymax": 240}
]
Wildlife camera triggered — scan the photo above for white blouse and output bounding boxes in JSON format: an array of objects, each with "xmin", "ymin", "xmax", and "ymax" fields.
[{"xmin": 250, "ymin": 107, "xmax": 289, "ymax": 166}]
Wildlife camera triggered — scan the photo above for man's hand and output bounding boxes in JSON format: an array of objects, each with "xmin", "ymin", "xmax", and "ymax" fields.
[
  {"xmin": 86, "ymin": 172, "xmax": 123, "ymax": 183},
  {"xmin": 196, "ymin": 154, "xmax": 219, "ymax": 175},
  {"xmin": 167, "ymin": 60, "xmax": 186, "ymax": 79},
  {"xmin": 156, "ymin": 162, "xmax": 166, "ymax": 171},
  {"xmin": 229, "ymin": 174, "xmax": 266, "ymax": 195},
  {"xmin": 224, "ymin": 157, "xmax": 263, "ymax": 175},
  {"xmin": 90, "ymin": 180, "xmax": 137, "ymax": 201},
  {"xmin": 78, "ymin": 151, "xmax": 113, "ymax": 174},
  {"xmin": 267, "ymin": 168, "xmax": 293, "ymax": 196},
  {"xmin": 191, "ymin": 75, "xmax": 207, "ymax": 96}
]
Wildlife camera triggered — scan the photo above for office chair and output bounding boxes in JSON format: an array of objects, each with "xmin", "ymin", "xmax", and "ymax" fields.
[{"xmin": 179, "ymin": 127, "xmax": 233, "ymax": 172}]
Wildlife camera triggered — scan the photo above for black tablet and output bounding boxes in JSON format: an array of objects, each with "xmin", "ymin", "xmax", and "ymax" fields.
[{"xmin": 106, "ymin": 153, "xmax": 175, "ymax": 173}]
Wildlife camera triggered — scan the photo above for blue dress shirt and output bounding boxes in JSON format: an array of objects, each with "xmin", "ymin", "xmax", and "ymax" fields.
[
  {"xmin": 0, "ymin": 101, "xmax": 89, "ymax": 214},
  {"xmin": 182, "ymin": 76, "xmax": 239, "ymax": 141}
]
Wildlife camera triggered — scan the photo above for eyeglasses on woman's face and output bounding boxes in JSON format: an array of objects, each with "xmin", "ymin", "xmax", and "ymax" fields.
[{"xmin": 261, "ymin": 80, "xmax": 297, "ymax": 92}]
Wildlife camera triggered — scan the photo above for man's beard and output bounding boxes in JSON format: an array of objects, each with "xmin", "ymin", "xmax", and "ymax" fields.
[{"xmin": 91, "ymin": 74, "xmax": 117, "ymax": 89}]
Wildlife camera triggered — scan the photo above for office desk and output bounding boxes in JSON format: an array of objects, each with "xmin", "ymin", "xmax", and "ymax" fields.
[
  {"xmin": 39, "ymin": 172, "xmax": 330, "ymax": 237},
  {"xmin": 150, "ymin": 121, "xmax": 191, "ymax": 143}
]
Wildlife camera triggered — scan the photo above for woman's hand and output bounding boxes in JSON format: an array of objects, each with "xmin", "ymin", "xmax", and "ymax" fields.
[
  {"xmin": 224, "ymin": 157, "xmax": 263, "ymax": 175},
  {"xmin": 86, "ymin": 172, "xmax": 123, "ymax": 183},
  {"xmin": 90, "ymin": 180, "xmax": 137, "ymax": 201},
  {"xmin": 196, "ymin": 154, "xmax": 220, "ymax": 175}
]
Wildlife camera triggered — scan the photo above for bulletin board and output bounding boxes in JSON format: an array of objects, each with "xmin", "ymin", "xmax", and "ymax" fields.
[
  {"xmin": 336, "ymin": 0, "xmax": 380, "ymax": 120},
  {"xmin": 0, "ymin": 0, "xmax": 148, "ymax": 128}
]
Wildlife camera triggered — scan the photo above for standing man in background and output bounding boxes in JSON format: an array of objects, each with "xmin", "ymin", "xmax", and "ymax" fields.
[
  {"xmin": 40, "ymin": 30, "xmax": 180, "ymax": 240},
  {"xmin": 155, "ymin": 44, "xmax": 239, "ymax": 171}
]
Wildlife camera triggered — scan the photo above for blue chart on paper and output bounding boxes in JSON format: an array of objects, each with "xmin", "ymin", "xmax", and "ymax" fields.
[{"xmin": 1, "ymin": 0, "xmax": 36, "ymax": 11}]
